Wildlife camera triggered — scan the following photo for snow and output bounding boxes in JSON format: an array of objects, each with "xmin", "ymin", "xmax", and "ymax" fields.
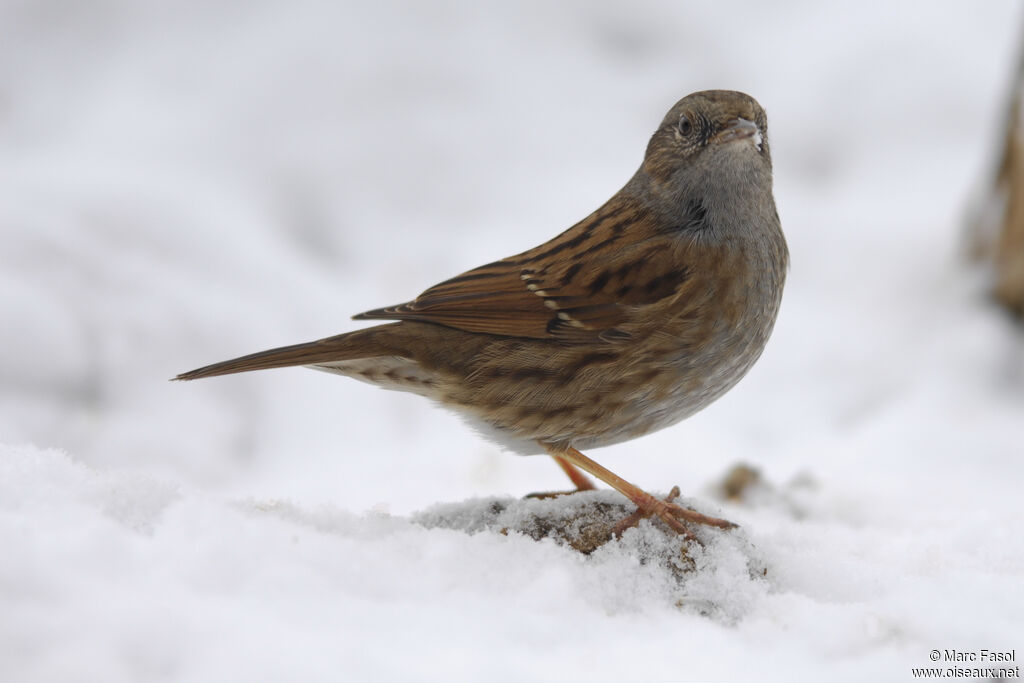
[{"xmin": 3, "ymin": 1, "xmax": 1024, "ymax": 681}]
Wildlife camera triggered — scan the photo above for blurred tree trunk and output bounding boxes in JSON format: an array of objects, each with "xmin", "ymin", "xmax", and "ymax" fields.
[{"xmin": 971, "ymin": 51, "xmax": 1024, "ymax": 320}]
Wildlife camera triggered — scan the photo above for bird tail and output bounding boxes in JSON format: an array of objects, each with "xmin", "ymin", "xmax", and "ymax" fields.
[{"xmin": 173, "ymin": 327, "xmax": 388, "ymax": 381}]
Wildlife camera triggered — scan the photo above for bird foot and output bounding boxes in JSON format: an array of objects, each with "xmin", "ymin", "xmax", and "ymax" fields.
[
  {"xmin": 612, "ymin": 485, "xmax": 737, "ymax": 542},
  {"xmin": 523, "ymin": 488, "xmax": 587, "ymax": 500}
]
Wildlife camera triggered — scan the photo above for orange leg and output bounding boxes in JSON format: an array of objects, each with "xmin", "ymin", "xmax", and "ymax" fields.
[
  {"xmin": 544, "ymin": 444, "xmax": 736, "ymax": 540},
  {"xmin": 552, "ymin": 455, "xmax": 597, "ymax": 491},
  {"xmin": 524, "ymin": 455, "xmax": 597, "ymax": 500}
]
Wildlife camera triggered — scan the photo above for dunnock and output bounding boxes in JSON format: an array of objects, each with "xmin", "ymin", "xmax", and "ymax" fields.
[{"xmin": 177, "ymin": 90, "xmax": 788, "ymax": 539}]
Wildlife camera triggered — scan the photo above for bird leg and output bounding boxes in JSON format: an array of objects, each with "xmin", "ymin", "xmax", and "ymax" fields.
[
  {"xmin": 543, "ymin": 444, "xmax": 737, "ymax": 540},
  {"xmin": 524, "ymin": 455, "xmax": 598, "ymax": 499},
  {"xmin": 553, "ymin": 456, "xmax": 598, "ymax": 491}
]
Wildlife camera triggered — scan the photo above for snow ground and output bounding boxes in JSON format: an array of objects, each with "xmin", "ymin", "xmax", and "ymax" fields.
[{"xmin": 2, "ymin": 1, "xmax": 1024, "ymax": 681}]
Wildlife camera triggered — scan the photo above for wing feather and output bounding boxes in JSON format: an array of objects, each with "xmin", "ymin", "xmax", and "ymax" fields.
[{"xmin": 354, "ymin": 196, "xmax": 703, "ymax": 341}]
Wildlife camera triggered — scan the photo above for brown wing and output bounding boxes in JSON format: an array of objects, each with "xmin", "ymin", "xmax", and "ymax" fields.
[{"xmin": 354, "ymin": 196, "xmax": 703, "ymax": 341}]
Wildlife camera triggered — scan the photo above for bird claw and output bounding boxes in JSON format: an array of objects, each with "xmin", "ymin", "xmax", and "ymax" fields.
[
  {"xmin": 612, "ymin": 485, "xmax": 737, "ymax": 542},
  {"xmin": 523, "ymin": 488, "xmax": 584, "ymax": 500}
]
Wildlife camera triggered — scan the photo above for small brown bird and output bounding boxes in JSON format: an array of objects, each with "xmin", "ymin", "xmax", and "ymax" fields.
[{"xmin": 177, "ymin": 90, "xmax": 788, "ymax": 539}]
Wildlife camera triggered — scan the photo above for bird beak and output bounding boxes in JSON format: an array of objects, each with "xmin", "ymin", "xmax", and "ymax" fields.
[{"xmin": 713, "ymin": 118, "xmax": 762, "ymax": 151}]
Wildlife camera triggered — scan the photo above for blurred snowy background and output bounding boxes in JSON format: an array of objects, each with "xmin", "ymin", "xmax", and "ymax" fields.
[{"xmin": 2, "ymin": 1, "xmax": 1023, "ymax": 681}]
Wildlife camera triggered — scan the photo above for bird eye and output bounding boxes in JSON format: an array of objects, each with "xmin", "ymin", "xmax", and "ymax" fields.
[{"xmin": 678, "ymin": 115, "xmax": 694, "ymax": 137}]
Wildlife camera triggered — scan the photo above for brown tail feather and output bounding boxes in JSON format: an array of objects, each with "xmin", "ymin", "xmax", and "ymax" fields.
[{"xmin": 174, "ymin": 329, "xmax": 384, "ymax": 381}]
